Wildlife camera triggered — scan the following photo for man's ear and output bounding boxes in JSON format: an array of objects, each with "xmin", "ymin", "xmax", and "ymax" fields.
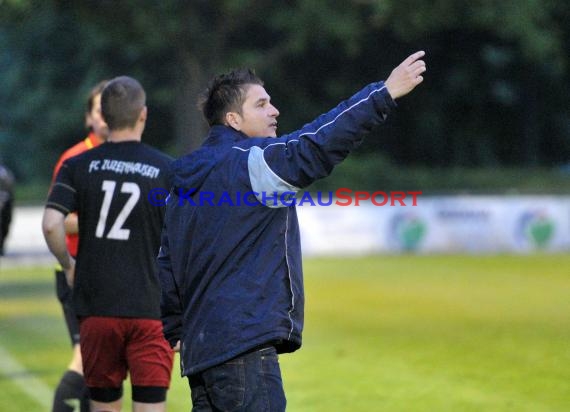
[
  {"xmin": 84, "ymin": 112, "xmax": 92, "ymax": 129},
  {"xmin": 139, "ymin": 106, "xmax": 148, "ymax": 122},
  {"xmin": 225, "ymin": 112, "xmax": 241, "ymax": 130}
]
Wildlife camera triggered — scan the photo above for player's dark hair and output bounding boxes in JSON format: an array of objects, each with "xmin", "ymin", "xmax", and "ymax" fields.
[
  {"xmin": 101, "ymin": 76, "xmax": 146, "ymax": 131},
  {"xmin": 198, "ymin": 68, "xmax": 264, "ymax": 126}
]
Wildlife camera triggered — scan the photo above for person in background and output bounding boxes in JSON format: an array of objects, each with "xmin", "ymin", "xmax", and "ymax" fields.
[
  {"xmin": 0, "ymin": 161, "xmax": 15, "ymax": 256},
  {"xmin": 48, "ymin": 80, "xmax": 109, "ymax": 412},
  {"xmin": 158, "ymin": 51, "xmax": 426, "ymax": 410}
]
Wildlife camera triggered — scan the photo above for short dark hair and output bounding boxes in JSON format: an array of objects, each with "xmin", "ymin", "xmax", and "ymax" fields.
[
  {"xmin": 101, "ymin": 76, "xmax": 146, "ymax": 131},
  {"xmin": 198, "ymin": 68, "xmax": 264, "ymax": 126}
]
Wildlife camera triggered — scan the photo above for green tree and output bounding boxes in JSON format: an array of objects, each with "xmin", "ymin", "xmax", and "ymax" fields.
[
  {"xmin": 0, "ymin": 0, "xmax": 373, "ymax": 181},
  {"xmin": 362, "ymin": 0, "xmax": 570, "ymax": 167},
  {"xmin": 1, "ymin": 0, "xmax": 569, "ymax": 187}
]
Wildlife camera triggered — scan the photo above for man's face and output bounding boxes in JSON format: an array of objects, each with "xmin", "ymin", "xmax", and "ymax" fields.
[
  {"xmin": 232, "ymin": 84, "xmax": 280, "ymax": 138},
  {"xmin": 86, "ymin": 93, "xmax": 109, "ymax": 139}
]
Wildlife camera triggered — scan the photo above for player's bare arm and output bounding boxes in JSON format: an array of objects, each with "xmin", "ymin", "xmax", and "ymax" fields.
[
  {"xmin": 42, "ymin": 208, "xmax": 76, "ymax": 286},
  {"xmin": 385, "ymin": 50, "xmax": 426, "ymax": 99}
]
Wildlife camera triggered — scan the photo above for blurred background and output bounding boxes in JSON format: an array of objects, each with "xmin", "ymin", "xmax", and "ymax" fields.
[
  {"xmin": 0, "ymin": 0, "xmax": 569, "ymax": 258},
  {"xmin": 1, "ymin": 3, "xmax": 569, "ymax": 410},
  {"xmin": 1, "ymin": 0, "xmax": 570, "ymax": 196}
]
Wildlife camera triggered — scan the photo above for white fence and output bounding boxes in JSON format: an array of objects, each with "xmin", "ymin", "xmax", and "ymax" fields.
[
  {"xmin": 297, "ymin": 195, "xmax": 570, "ymax": 255},
  {"xmin": 4, "ymin": 196, "xmax": 570, "ymax": 264}
]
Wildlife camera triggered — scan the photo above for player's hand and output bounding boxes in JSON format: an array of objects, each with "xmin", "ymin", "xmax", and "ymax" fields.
[
  {"xmin": 385, "ymin": 51, "xmax": 426, "ymax": 99},
  {"xmin": 64, "ymin": 257, "xmax": 76, "ymax": 288},
  {"xmin": 64, "ymin": 213, "xmax": 79, "ymax": 235},
  {"xmin": 173, "ymin": 340, "xmax": 181, "ymax": 352}
]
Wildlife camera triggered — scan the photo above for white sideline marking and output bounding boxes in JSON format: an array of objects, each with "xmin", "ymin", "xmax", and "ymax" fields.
[{"xmin": 0, "ymin": 344, "xmax": 52, "ymax": 408}]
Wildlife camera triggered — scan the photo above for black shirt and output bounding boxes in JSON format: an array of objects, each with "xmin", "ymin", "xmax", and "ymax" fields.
[{"xmin": 47, "ymin": 141, "xmax": 173, "ymax": 319}]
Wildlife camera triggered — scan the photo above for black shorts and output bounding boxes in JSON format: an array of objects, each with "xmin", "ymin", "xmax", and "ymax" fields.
[{"xmin": 55, "ymin": 269, "xmax": 80, "ymax": 346}]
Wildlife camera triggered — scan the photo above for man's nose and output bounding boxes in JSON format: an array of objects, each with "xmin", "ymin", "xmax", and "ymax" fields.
[{"xmin": 270, "ymin": 104, "xmax": 279, "ymax": 117}]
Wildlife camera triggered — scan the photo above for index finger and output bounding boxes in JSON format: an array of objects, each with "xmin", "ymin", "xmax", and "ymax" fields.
[{"xmin": 405, "ymin": 50, "xmax": 426, "ymax": 65}]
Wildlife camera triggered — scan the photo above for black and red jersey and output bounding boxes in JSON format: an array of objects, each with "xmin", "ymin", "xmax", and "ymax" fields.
[{"xmin": 47, "ymin": 141, "xmax": 173, "ymax": 319}]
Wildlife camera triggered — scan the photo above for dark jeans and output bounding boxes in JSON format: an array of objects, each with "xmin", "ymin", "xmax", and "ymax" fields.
[{"xmin": 188, "ymin": 346, "xmax": 286, "ymax": 412}]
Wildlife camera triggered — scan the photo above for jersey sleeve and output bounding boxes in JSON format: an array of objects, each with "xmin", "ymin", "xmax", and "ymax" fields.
[{"xmin": 45, "ymin": 161, "xmax": 77, "ymax": 215}]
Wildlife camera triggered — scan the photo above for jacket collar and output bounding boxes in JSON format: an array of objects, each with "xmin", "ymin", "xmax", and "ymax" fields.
[{"xmin": 204, "ymin": 125, "xmax": 249, "ymax": 146}]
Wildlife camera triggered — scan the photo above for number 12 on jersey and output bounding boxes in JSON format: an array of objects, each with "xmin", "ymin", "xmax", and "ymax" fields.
[{"xmin": 95, "ymin": 180, "xmax": 140, "ymax": 240}]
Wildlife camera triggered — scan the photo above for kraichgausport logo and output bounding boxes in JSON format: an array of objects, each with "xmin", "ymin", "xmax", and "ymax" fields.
[{"xmin": 147, "ymin": 188, "xmax": 422, "ymax": 207}]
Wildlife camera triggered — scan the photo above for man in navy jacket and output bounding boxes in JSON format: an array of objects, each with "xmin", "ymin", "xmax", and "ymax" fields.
[{"xmin": 159, "ymin": 51, "xmax": 426, "ymax": 411}]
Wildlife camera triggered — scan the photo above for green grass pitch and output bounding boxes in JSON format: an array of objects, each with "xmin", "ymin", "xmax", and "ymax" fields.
[{"xmin": 1, "ymin": 254, "xmax": 569, "ymax": 411}]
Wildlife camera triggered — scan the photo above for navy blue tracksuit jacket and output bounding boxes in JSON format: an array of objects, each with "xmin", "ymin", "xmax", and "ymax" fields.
[{"xmin": 158, "ymin": 82, "xmax": 396, "ymax": 376}]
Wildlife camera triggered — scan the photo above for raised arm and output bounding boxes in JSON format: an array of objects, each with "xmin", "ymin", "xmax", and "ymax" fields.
[{"xmin": 247, "ymin": 50, "xmax": 427, "ymax": 197}]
